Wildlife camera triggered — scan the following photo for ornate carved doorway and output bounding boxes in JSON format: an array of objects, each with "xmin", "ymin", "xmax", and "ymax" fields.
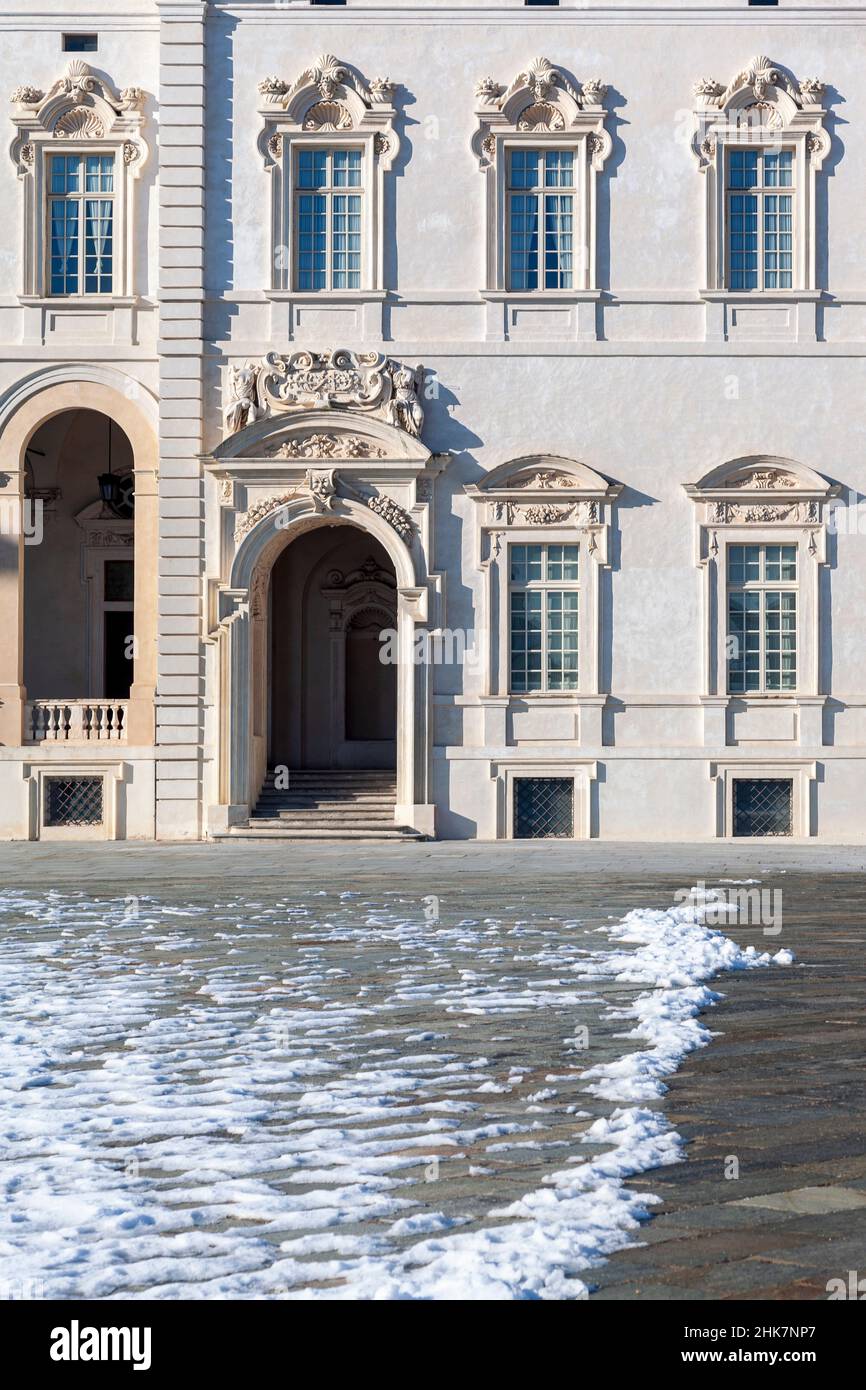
[{"xmin": 269, "ymin": 525, "xmax": 397, "ymax": 769}]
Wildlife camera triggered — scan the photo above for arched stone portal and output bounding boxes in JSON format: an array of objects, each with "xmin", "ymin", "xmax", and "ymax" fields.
[
  {"xmin": 215, "ymin": 491, "xmax": 435, "ymax": 837},
  {"xmin": 269, "ymin": 526, "xmax": 398, "ymax": 769},
  {"xmin": 0, "ymin": 369, "xmax": 158, "ymax": 748},
  {"xmin": 207, "ymin": 352, "xmax": 440, "ymax": 838}
]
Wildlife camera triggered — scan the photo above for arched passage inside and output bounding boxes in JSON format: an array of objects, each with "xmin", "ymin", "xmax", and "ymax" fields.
[
  {"xmin": 220, "ymin": 491, "xmax": 431, "ymax": 833},
  {"xmin": 24, "ymin": 409, "xmax": 136, "ymax": 710},
  {"xmin": 269, "ymin": 525, "xmax": 397, "ymax": 770},
  {"xmin": 0, "ymin": 372, "xmax": 158, "ymax": 747}
]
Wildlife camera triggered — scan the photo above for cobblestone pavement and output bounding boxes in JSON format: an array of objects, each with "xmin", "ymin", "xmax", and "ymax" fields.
[{"xmin": 0, "ymin": 843, "xmax": 863, "ymax": 1299}]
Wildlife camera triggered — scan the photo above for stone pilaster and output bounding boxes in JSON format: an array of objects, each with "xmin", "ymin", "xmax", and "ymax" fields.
[{"xmin": 155, "ymin": 0, "xmax": 207, "ymax": 837}]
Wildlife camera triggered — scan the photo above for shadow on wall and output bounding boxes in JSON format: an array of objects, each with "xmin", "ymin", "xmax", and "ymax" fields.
[
  {"xmin": 383, "ymin": 83, "xmax": 415, "ymax": 291},
  {"xmin": 601, "ymin": 484, "xmax": 656, "ymax": 696},
  {"xmin": 593, "ymin": 85, "xmax": 627, "ymax": 300},
  {"xmin": 816, "ymin": 83, "xmax": 846, "ymax": 319},
  {"xmin": 205, "ymin": 12, "xmax": 238, "ymax": 298}
]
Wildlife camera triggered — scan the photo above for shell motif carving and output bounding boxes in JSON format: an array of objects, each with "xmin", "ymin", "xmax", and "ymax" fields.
[
  {"xmin": 53, "ymin": 106, "xmax": 105, "ymax": 139},
  {"xmin": 304, "ymin": 100, "xmax": 353, "ymax": 132},
  {"xmin": 517, "ymin": 102, "xmax": 565, "ymax": 132}
]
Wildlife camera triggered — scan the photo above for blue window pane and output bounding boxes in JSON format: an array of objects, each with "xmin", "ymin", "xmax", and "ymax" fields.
[
  {"xmin": 729, "ymin": 149, "xmax": 759, "ymax": 189},
  {"xmin": 764, "ymin": 150, "xmax": 793, "ymax": 188},
  {"xmin": 509, "ymin": 148, "xmax": 540, "ymax": 190},
  {"xmin": 544, "ymin": 149, "xmax": 574, "ymax": 187},
  {"xmin": 50, "ymin": 199, "xmax": 79, "ymax": 294},
  {"xmin": 509, "ymin": 194, "xmax": 539, "ymax": 289},
  {"xmin": 85, "ymin": 154, "xmax": 114, "ymax": 193},
  {"xmin": 332, "ymin": 192, "xmax": 361, "ymax": 289},
  {"xmin": 50, "ymin": 155, "xmax": 80, "ymax": 194},
  {"xmin": 333, "ymin": 149, "xmax": 362, "ymax": 187},
  {"xmin": 543, "ymin": 193, "xmax": 573, "ymax": 288},
  {"xmin": 728, "ymin": 193, "xmax": 759, "ymax": 289},
  {"xmin": 296, "ymin": 192, "xmax": 327, "ymax": 289},
  {"xmin": 83, "ymin": 198, "xmax": 113, "ymax": 292},
  {"xmin": 297, "ymin": 149, "xmax": 328, "ymax": 189}
]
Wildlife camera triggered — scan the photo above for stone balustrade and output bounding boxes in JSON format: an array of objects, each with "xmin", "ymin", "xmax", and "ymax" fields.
[{"xmin": 25, "ymin": 700, "xmax": 129, "ymax": 743}]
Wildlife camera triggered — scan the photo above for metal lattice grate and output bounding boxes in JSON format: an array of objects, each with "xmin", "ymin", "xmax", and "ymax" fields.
[
  {"xmin": 514, "ymin": 777, "xmax": 574, "ymax": 839},
  {"xmin": 733, "ymin": 778, "xmax": 792, "ymax": 838},
  {"xmin": 44, "ymin": 776, "xmax": 104, "ymax": 828}
]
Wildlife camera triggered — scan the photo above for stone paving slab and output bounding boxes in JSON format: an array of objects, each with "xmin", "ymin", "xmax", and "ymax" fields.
[
  {"xmin": 2, "ymin": 839, "xmax": 866, "ymax": 887},
  {"xmin": 1, "ymin": 843, "xmax": 863, "ymax": 1299},
  {"xmin": 588, "ymin": 870, "xmax": 866, "ymax": 1300}
]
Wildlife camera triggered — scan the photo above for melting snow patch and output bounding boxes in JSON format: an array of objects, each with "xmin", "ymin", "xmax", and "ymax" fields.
[{"xmin": 0, "ymin": 886, "xmax": 792, "ymax": 1300}]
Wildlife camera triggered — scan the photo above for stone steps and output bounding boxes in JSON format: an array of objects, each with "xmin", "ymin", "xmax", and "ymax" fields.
[{"xmin": 216, "ymin": 768, "xmax": 425, "ymax": 842}]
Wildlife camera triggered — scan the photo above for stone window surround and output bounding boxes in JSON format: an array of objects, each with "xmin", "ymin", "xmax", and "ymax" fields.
[
  {"xmin": 709, "ymin": 758, "xmax": 817, "ymax": 838},
  {"xmin": 257, "ymin": 53, "xmax": 399, "ymax": 332},
  {"xmin": 9, "ymin": 60, "xmax": 148, "ymax": 306},
  {"xmin": 692, "ymin": 55, "xmax": 830, "ymax": 342},
  {"xmin": 490, "ymin": 757, "xmax": 598, "ymax": 840},
  {"xmin": 472, "ymin": 57, "xmax": 611, "ymax": 343},
  {"xmin": 684, "ymin": 454, "xmax": 839, "ymax": 749},
  {"xmin": 465, "ymin": 454, "xmax": 621, "ymax": 748},
  {"xmin": 21, "ymin": 758, "xmax": 127, "ymax": 841}
]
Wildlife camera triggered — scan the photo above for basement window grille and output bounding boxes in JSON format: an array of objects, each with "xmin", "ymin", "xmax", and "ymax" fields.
[
  {"xmin": 44, "ymin": 776, "xmax": 104, "ymax": 828},
  {"xmin": 514, "ymin": 777, "xmax": 574, "ymax": 839},
  {"xmin": 732, "ymin": 778, "xmax": 792, "ymax": 837}
]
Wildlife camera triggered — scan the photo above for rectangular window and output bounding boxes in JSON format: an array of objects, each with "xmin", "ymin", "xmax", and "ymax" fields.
[
  {"xmin": 44, "ymin": 776, "xmax": 104, "ymax": 828},
  {"xmin": 48, "ymin": 153, "xmax": 114, "ymax": 295},
  {"xmin": 733, "ymin": 779, "xmax": 792, "ymax": 837},
  {"xmin": 507, "ymin": 148, "xmax": 574, "ymax": 291},
  {"xmin": 727, "ymin": 543, "xmax": 797, "ymax": 694},
  {"xmin": 294, "ymin": 147, "xmax": 362, "ymax": 291},
  {"xmin": 509, "ymin": 542, "xmax": 579, "ymax": 693},
  {"xmin": 727, "ymin": 148, "xmax": 794, "ymax": 290},
  {"xmin": 62, "ymin": 34, "xmax": 98, "ymax": 52},
  {"xmin": 514, "ymin": 778, "xmax": 574, "ymax": 839}
]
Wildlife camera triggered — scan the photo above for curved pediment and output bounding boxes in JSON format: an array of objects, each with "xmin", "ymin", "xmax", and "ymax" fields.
[
  {"xmin": 475, "ymin": 454, "xmax": 616, "ymax": 497},
  {"xmin": 212, "ymin": 409, "xmax": 431, "ymax": 465},
  {"xmin": 687, "ymin": 455, "xmax": 834, "ymax": 498}
]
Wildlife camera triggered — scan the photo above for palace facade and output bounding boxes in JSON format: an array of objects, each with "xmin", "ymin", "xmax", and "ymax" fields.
[{"xmin": 1, "ymin": 0, "xmax": 864, "ymax": 843}]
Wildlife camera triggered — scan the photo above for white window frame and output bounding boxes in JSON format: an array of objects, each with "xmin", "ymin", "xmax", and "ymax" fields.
[
  {"xmin": 505, "ymin": 146, "xmax": 577, "ymax": 292},
  {"xmin": 692, "ymin": 56, "xmax": 829, "ymax": 297},
  {"xmin": 507, "ymin": 540, "xmax": 580, "ymax": 694},
  {"xmin": 292, "ymin": 144, "xmax": 365, "ymax": 292},
  {"xmin": 472, "ymin": 56, "xmax": 610, "ymax": 297},
  {"xmin": 10, "ymin": 61, "xmax": 147, "ymax": 301},
  {"xmin": 725, "ymin": 146, "xmax": 796, "ymax": 292},
  {"xmin": 725, "ymin": 541, "xmax": 799, "ymax": 697},
  {"xmin": 465, "ymin": 456, "xmax": 621, "ymax": 736},
  {"xmin": 45, "ymin": 150, "xmax": 117, "ymax": 297},
  {"xmin": 685, "ymin": 456, "xmax": 838, "ymax": 751},
  {"xmin": 258, "ymin": 54, "xmax": 398, "ymax": 301}
]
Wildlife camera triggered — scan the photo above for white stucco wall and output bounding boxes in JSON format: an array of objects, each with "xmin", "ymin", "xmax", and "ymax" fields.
[{"xmin": 1, "ymin": 1, "xmax": 865, "ymax": 841}]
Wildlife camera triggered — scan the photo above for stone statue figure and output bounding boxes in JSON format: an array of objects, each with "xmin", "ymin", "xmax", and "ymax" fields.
[
  {"xmin": 224, "ymin": 362, "xmax": 263, "ymax": 435},
  {"xmin": 387, "ymin": 363, "xmax": 424, "ymax": 438}
]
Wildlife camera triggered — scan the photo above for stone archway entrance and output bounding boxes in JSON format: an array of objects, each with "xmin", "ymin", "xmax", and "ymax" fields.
[{"xmin": 269, "ymin": 526, "xmax": 397, "ymax": 770}]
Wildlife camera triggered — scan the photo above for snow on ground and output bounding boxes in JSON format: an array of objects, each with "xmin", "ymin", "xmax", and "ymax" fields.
[{"xmin": 0, "ymin": 886, "xmax": 792, "ymax": 1300}]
